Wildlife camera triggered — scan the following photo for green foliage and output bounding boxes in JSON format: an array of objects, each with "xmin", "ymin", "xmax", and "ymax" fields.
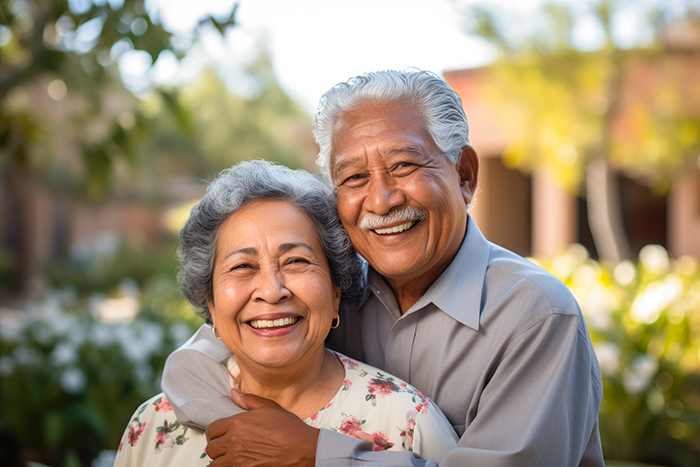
[
  {"xmin": 0, "ymin": 0, "xmax": 237, "ymax": 197},
  {"xmin": 0, "ymin": 289, "xmax": 199, "ymax": 466},
  {"xmin": 536, "ymin": 244, "xmax": 700, "ymax": 465},
  {"xmin": 134, "ymin": 61, "xmax": 312, "ymax": 180}
]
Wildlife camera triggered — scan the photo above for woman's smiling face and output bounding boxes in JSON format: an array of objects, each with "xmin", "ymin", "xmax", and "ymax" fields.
[{"xmin": 207, "ymin": 199, "xmax": 341, "ymax": 372}]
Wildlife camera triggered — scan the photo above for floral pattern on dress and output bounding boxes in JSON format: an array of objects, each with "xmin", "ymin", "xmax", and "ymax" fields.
[
  {"xmin": 339, "ymin": 356, "xmax": 367, "ymax": 377},
  {"xmin": 310, "ymin": 401, "xmax": 334, "ymax": 421},
  {"xmin": 114, "ymin": 352, "xmax": 457, "ymax": 467},
  {"xmin": 153, "ymin": 395, "xmax": 174, "ymax": 413},
  {"xmin": 339, "ymin": 414, "xmax": 365, "ymax": 435},
  {"xmin": 125, "ymin": 420, "xmax": 146, "ymax": 448},
  {"xmin": 365, "ymin": 373, "xmax": 402, "ymax": 406}
]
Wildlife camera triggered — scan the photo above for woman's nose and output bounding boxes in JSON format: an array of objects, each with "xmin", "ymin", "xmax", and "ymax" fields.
[{"xmin": 253, "ymin": 268, "xmax": 291, "ymax": 303}]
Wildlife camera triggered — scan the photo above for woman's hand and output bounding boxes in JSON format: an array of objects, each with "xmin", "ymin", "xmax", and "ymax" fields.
[{"xmin": 205, "ymin": 388, "xmax": 320, "ymax": 467}]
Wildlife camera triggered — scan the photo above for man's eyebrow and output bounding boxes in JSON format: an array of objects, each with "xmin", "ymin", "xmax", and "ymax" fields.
[{"xmin": 333, "ymin": 156, "xmax": 362, "ymax": 178}]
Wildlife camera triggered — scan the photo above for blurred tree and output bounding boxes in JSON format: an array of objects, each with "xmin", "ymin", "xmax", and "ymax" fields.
[
  {"xmin": 135, "ymin": 53, "xmax": 313, "ymax": 182},
  {"xmin": 465, "ymin": 0, "xmax": 700, "ymax": 262},
  {"xmin": 0, "ymin": 0, "xmax": 236, "ymax": 299}
]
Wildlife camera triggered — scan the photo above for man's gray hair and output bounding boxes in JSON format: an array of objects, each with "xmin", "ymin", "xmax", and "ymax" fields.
[
  {"xmin": 177, "ymin": 159, "xmax": 364, "ymax": 323},
  {"xmin": 312, "ymin": 69, "xmax": 470, "ymax": 182}
]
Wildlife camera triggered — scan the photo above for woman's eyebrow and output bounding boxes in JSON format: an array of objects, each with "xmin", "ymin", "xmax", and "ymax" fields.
[
  {"xmin": 278, "ymin": 243, "xmax": 315, "ymax": 254},
  {"xmin": 223, "ymin": 247, "xmax": 256, "ymax": 260}
]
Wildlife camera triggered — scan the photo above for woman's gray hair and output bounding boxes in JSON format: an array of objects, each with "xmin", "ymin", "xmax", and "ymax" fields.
[
  {"xmin": 177, "ymin": 159, "xmax": 364, "ymax": 323},
  {"xmin": 313, "ymin": 69, "xmax": 470, "ymax": 182}
]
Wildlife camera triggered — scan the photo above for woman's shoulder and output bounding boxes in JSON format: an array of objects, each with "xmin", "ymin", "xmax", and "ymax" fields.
[
  {"xmin": 332, "ymin": 351, "xmax": 429, "ymax": 403},
  {"xmin": 327, "ymin": 351, "xmax": 457, "ymax": 457},
  {"xmin": 113, "ymin": 393, "xmax": 209, "ymax": 467}
]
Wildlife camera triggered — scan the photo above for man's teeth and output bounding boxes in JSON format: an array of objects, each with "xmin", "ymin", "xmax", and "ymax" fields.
[
  {"xmin": 250, "ymin": 317, "xmax": 299, "ymax": 329},
  {"xmin": 374, "ymin": 221, "xmax": 415, "ymax": 235}
]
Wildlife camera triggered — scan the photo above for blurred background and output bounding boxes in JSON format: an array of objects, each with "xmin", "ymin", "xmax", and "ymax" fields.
[{"xmin": 1, "ymin": 0, "xmax": 699, "ymax": 466}]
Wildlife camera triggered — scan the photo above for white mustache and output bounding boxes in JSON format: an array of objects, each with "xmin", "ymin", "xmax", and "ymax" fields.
[{"xmin": 359, "ymin": 207, "xmax": 426, "ymax": 231}]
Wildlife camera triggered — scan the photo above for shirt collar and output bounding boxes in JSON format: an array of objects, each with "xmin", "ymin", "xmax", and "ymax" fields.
[{"xmin": 367, "ymin": 214, "xmax": 490, "ymax": 330}]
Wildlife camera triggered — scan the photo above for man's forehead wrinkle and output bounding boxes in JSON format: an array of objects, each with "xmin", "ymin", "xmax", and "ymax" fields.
[{"xmin": 388, "ymin": 144, "xmax": 428, "ymax": 157}]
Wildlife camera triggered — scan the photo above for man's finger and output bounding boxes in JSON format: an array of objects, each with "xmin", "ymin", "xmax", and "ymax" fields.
[
  {"xmin": 230, "ymin": 387, "xmax": 282, "ymax": 411},
  {"xmin": 205, "ymin": 416, "xmax": 231, "ymax": 442},
  {"xmin": 205, "ymin": 436, "xmax": 226, "ymax": 460}
]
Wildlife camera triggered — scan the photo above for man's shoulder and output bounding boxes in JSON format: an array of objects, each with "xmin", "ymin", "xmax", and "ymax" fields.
[{"xmin": 483, "ymin": 244, "xmax": 582, "ymax": 320}]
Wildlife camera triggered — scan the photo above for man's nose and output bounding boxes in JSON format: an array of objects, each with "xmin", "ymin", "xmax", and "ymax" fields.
[
  {"xmin": 365, "ymin": 173, "xmax": 405, "ymax": 215},
  {"xmin": 253, "ymin": 268, "xmax": 291, "ymax": 303}
]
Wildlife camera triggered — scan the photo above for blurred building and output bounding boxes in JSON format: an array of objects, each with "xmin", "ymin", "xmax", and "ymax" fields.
[{"xmin": 444, "ymin": 48, "xmax": 700, "ymax": 261}]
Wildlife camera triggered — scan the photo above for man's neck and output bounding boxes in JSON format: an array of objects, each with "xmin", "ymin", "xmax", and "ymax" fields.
[{"xmin": 384, "ymin": 219, "xmax": 468, "ymax": 315}]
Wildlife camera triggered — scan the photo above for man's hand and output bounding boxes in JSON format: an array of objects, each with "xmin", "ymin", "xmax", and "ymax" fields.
[{"xmin": 205, "ymin": 388, "xmax": 320, "ymax": 467}]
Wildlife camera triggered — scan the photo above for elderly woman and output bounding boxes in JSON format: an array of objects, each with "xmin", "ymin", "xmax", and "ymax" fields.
[{"xmin": 113, "ymin": 160, "xmax": 457, "ymax": 466}]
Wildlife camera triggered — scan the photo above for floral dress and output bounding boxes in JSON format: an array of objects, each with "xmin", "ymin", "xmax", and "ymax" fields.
[{"xmin": 113, "ymin": 351, "xmax": 458, "ymax": 466}]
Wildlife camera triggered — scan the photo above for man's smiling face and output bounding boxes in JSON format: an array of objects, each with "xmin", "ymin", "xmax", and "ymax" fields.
[{"xmin": 330, "ymin": 100, "xmax": 476, "ymax": 297}]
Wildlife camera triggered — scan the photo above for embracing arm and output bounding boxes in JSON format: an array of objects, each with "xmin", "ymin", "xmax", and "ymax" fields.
[
  {"xmin": 317, "ymin": 313, "xmax": 604, "ymax": 467},
  {"xmin": 161, "ymin": 324, "xmax": 242, "ymax": 430}
]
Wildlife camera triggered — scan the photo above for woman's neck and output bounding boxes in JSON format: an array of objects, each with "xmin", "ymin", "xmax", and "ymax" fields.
[{"xmin": 236, "ymin": 349, "xmax": 344, "ymax": 420}]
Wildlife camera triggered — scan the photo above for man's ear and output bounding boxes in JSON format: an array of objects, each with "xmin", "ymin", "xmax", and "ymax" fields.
[{"xmin": 457, "ymin": 144, "xmax": 479, "ymax": 204}]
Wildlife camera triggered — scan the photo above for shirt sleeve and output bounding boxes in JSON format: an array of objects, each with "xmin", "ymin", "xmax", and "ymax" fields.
[
  {"xmin": 161, "ymin": 324, "xmax": 243, "ymax": 431},
  {"xmin": 317, "ymin": 313, "xmax": 604, "ymax": 467},
  {"xmin": 412, "ymin": 399, "xmax": 459, "ymax": 463}
]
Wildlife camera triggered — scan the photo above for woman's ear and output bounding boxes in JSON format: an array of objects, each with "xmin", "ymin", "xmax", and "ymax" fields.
[
  {"xmin": 332, "ymin": 285, "xmax": 341, "ymax": 313},
  {"xmin": 457, "ymin": 145, "xmax": 479, "ymax": 204},
  {"xmin": 206, "ymin": 299, "xmax": 216, "ymax": 322}
]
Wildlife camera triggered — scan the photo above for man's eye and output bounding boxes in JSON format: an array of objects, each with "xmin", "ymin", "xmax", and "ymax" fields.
[
  {"xmin": 340, "ymin": 173, "xmax": 367, "ymax": 186},
  {"xmin": 391, "ymin": 162, "xmax": 419, "ymax": 176}
]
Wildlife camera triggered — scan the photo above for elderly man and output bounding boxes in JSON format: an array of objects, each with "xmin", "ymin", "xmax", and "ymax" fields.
[{"xmin": 162, "ymin": 69, "xmax": 604, "ymax": 466}]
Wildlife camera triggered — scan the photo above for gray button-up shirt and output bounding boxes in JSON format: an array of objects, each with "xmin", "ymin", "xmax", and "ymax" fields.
[{"xmin": 162, "ymin": 216, "xmax": 605, "ymax": 466}]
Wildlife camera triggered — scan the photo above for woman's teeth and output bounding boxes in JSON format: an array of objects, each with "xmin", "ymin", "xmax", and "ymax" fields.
[
  {"xmin": 250, "ymin": 316, "xmax": 299, "ymax": 329},
  {"xmin": 374, "ymin": 221, "xmax": 415, "ymax": 235}
]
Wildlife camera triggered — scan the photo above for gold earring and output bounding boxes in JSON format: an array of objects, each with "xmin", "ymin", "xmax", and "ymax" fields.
[
  {"xmin": 331, "ymin": 314, "xmax": 340, "ymax": 329},
  {"xmin": 212, "ymin": 326, "xmax": 221, "ymax": 340}
]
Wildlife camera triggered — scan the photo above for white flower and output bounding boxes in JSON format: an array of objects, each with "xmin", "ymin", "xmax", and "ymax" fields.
[
  {"xmin": 50, "ymin": 342, "xmax": 79, "ymax": 367},
  {"xmin": 630, "ymin": 275, "xmax": 683, "ymax": 325},
  {"xmin": 91, "ymin": 450, "xmax": 117, "ymax": 467},
  {"xmin": 639, "ymin": 245, "xmax": 669, "ymax": 274},
  {"xmin": 169, "ymin": 322, "xmax": 193, "ymax": 346},
  {"xmin": 613, "ymin": 260, "xmax": 636, "ymax": 286},
  {"xmin": 571, "ymin": 263, "xmax": 602, "ymax": 288},
  {"xmin": 30, "ymin": 324, "xmax": 53, "ymax": 345},
  {"xmin": 13, "ymin": 346, "xmax": 43, "ymax": 367},
  {"xmin": 89, "ymin": 322, "xmax": 116, "ymax": 348},
  {"xmin": 0, "ymin": 309, "xmax": 23, "ymax": 343},
  {"xmin": 95, "ymin": 296, "xmax": 140, "ymax": 324},
  {"xmin": 60, "ymin": 367, "xmax": 87, "ymax": 394},
  {"xmin": 134, "ymin": 364, "xmax": 154, "ymax": 383},
  {"xmin": 594, "ymin": 342, "xmax": 620, "ymax": 374},
  {"xmin": 136, "ymin": 321, "xmax": 165, "ymax": 360},
  {"xmin": 114, "ymin": 324, "xmax": 142, "ymax": 362},
  {"xmin": 622, "ymin": 355, "xmax": 658, "ymax": 395},
  {"xmin": 577, "ymin": 285, "xmax": 616, "ymax": 331},
  {"xmin": 0, "ymin": 355, "xmax": 15, "ymax": 375}
]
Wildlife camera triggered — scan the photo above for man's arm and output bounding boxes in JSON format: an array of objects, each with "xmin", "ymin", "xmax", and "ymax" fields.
[
  {"xmin": 161, "ymin": 324, "xmax": 242, "ymax": 430},
  {"xmin": 317, "ymin": 312, "xmax": 603, "ymax": 467}
]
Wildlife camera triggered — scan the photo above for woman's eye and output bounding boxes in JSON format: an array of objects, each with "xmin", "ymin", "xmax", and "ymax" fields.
[
  {"xmin": 286, "ymin": 258, "xmax": 310, "ymax": 266},
  {"xmin": 231, "ymin": 263, "xmax": 253, "ymax": 270}
]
